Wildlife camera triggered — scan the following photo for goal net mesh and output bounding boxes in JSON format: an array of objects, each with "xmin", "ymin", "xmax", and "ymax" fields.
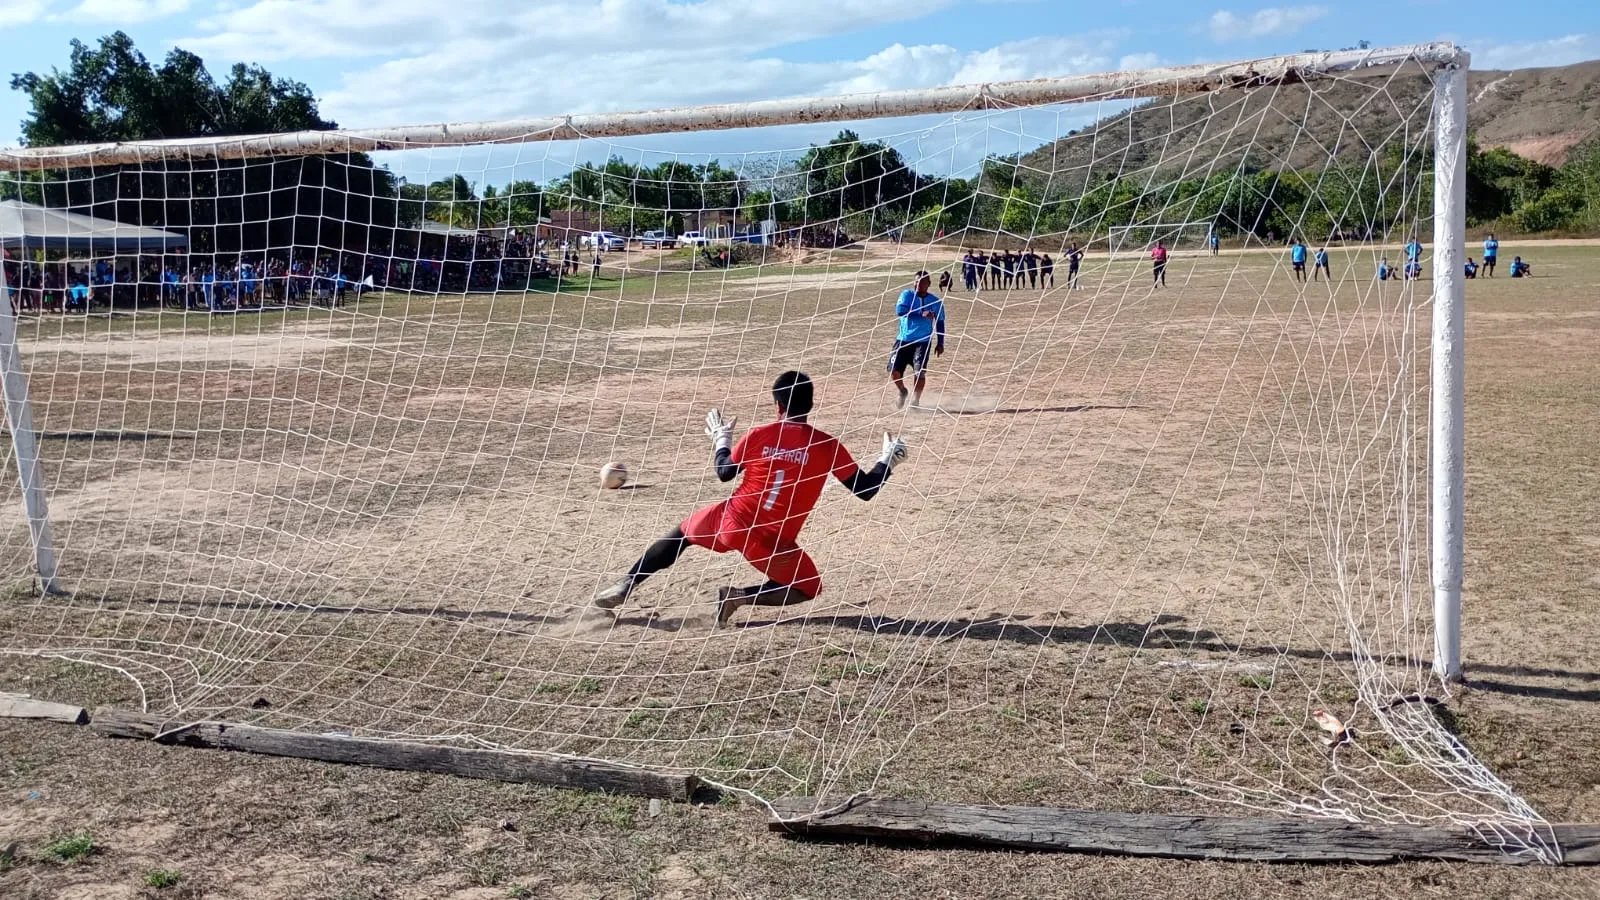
[{"xmin": 0, "ymin": 50, "xmax": 1555, "ymax": 858}]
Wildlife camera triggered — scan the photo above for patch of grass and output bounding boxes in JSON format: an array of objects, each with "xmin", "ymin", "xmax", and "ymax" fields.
[
  {"xmin": 467, "ymin": 850, "xmax": 508, "ymax": 888},
  {"xmin": 1188, "ymin": 699, "xmax": 1210, "ymax": 715},
  {"xmin": 543, "ymin": 790, "xmax": 639, "ymax": 830},
  {"xmin": 1237, "ymin": 673, "xmax": 1273, "ymax": 690},
  {"xmin": 43, "ymin": 832, "xmax": 95, "ymax": 864},
  {"xmin": 507, "ymin": 886, "xmax": 534, "ymax": 899},
  {"xmin": 144, "ymin": 868, "xmax": 184, "ymax": 888},
  {"xmin": 574, "ymin": 677, "xmax": 602, "ymax": 694}
]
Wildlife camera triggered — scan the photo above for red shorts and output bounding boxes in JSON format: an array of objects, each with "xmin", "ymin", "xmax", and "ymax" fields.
[{"xmin": 681, "ymin": 501, "xmax": 821, "ymax": 597}]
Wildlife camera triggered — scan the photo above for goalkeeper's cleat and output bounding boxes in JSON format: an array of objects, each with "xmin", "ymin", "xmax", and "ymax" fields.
[
  {"xmin": 714, "ymin": 586, "xmax": 747, "ymax": 629},
  {"xmin": 896, "ymin": 388, "xmax": 909, "ymax": 409},
  {"xmin": 592, "ymin": 578, "xmax": 634, "ymax": 610}
]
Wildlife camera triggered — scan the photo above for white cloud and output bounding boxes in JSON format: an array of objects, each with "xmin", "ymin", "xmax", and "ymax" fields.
[
  {"xmin": 950, "ymin": 34, "xmax": 1123, "ymax": 84},
  {"xmin": 0, "ymin": 0, "xmax": 49, "ymax": 26},
  {"xmin": 182, "ymin": 0, "xmax": 955, "ymax": 63},
  {"xmin": 1117, "ymin": 52, "xmax": 1163, "ymax": 71},
  {"xmin": 46, "ymin": 0, "xmax": 189, "ymax": 22},
  {"xmin": 1469, "ymin": 34, "xmax": 1600, "ymax": 70},
  {"xmin": 175, "ymin": 0, "xmax": 1140, "ymax": 132},
  {"xmin": 1205, "ymin": 5, "xmax": 1328, "ymax": 42}
]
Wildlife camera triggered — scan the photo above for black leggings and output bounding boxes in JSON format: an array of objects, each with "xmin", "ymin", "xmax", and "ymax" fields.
[
  {"xmin": 626, "ymin": 527, "xmax": 809, "ymax": 603},
  {"xmin": 628, "ymin": 527, "xmax": 690, "ymax": 581}
]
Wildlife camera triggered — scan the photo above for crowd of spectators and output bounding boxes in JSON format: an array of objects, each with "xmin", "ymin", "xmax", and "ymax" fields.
[{"xmin": 1, "ymin": 228, "xmax": 599, "ymax": 314}]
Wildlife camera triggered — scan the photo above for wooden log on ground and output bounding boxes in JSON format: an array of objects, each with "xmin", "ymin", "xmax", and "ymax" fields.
[
  {"xmin": 768, "ymin": 797, "xmax": 1600, "ymax": 865},
  {"xmin": 0, "ymin": 692, "xmax": 88, "ymax": 725},
  {"xmin": 91, "ymin": 707, "xmax": 697, "ymax": 801}
]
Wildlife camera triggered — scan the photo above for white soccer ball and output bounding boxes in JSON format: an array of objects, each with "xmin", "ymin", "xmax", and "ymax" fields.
[{"xmin": 599, "ymin": 462, "xmax": 629, "ymax": 490}]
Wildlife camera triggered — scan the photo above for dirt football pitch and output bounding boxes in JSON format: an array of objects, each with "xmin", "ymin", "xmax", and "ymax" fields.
[{"xmin": 1, "ymin": 240, "xmax": 1597, "ymax": 898}]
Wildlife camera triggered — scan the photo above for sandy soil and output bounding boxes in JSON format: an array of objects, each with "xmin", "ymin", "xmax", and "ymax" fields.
[{"xmin": 0, "ymin": 242, "xmax": 1597, "ymax": 897}]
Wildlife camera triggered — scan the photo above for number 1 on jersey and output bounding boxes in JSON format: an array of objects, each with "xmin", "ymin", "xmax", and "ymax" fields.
[{"xmin": 762, "ymin": 469, "xmax": 787, "ymax": 511}]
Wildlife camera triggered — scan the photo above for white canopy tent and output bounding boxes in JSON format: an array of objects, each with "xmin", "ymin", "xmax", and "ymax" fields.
[{"xmin": 0, "ymin": 199, "xmax": 187, "ymax": 253}]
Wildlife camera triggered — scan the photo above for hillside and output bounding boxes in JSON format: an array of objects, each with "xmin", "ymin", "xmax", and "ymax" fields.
[{"xmin": 1014, "ymin": 57, "xmax": 1600, "ymax": 189}]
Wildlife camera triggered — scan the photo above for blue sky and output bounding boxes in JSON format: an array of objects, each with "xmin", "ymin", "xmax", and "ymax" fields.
[{"xmin": 1, "ymin": 0, "xmax": 1595, "ymax": 182}]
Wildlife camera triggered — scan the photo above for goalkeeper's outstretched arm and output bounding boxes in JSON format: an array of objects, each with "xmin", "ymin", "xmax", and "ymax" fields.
[
  {"xmin": 706, "ymin": 409, "xmax": 741, "ymax": 482},
  {"xmin": 713, "ymin": 447, "xmax": 740, "ymax": 482},
  {"xmin": 837, "ymin": 433, "xmax": 908, "ymax": 501}
]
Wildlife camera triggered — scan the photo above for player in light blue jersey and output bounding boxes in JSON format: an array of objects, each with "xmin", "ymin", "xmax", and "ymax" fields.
[
  {"xmin": 1290, "ymin": 240, "xmax": 1307, "ymax": 282},
  {"xmin": 1482, "ymin": 233, "xmax": 1499, "ymax": 277},
  {"xmin": 888, "ymin": 271, "xmax": 946, "ymax": 409}
]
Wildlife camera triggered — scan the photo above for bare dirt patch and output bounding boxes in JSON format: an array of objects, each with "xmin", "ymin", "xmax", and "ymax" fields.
[{"xmin": 0, "ymin": 244, "xmax": 1597, "ymax": 896}]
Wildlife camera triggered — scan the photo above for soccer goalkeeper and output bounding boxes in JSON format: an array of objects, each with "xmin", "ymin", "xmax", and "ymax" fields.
[{"xmin": 593, "ymin": 371, "xmax": 908, "ymax": 627}]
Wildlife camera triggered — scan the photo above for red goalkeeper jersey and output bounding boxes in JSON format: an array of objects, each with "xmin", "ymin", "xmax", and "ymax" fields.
[{"xmin": 726, "ymin": 421, "xmax": 859, "ymax": 542}]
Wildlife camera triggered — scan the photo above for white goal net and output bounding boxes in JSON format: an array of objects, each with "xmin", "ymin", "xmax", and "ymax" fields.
[{"xmin": 0, "ymin": 44, "xmax": 1557, "ymax": 859}]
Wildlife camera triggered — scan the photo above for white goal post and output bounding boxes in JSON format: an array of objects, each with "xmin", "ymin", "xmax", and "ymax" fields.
[
  {"xmin": 0, "ymin": 41, "xmax": 1472, "ymax": 679},
  {"xmin": 1105, "ymin": 222, "xmax": 1218, "ymax": 261},
  {"xmin": 4, "ymin": 41, "xmax": 1510, "ymax": 846}
]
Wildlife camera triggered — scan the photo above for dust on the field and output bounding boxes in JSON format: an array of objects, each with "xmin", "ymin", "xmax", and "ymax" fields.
[{"xmin": 1, "ymin": 240, "xmax": 1598, "ymax": 898}]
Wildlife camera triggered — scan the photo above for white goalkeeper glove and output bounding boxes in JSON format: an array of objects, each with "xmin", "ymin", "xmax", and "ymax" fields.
[
  {"xmin": 704, "ymin": 408, "xmax": 736, "ymax": 453},
  {"xmin": 877, "ymin": 432, "xmax": 908, "ymax": 473}
]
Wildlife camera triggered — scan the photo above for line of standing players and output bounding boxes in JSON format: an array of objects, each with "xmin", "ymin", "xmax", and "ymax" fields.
[{"xmin": 946, "ymin": 247, "xmax": 1088, "ymax": 293}]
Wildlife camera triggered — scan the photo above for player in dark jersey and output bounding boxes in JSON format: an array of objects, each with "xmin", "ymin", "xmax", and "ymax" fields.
[{"xmin": 592, "ymin": 371, "xmax": 909, "ymax": 626}]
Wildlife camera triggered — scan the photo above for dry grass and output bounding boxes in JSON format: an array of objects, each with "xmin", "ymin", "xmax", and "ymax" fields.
[{"xmin": 0, "ymin": 240, "xmax": 1597, "ymax": 898}]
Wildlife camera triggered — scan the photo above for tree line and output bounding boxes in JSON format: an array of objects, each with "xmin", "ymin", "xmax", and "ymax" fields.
[{"xmin": 6, "ymin": 32, "xmax": 1600, "ymax": 259}]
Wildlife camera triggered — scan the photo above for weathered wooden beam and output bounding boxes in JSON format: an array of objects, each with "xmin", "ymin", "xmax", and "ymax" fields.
[
  {"xmin": 0, "ymin": 692, "xmax": 88, "ymax": 725},
  {"xmin": 768, "ymin": 797, "xmax": 1600, "ymax": 865},
  {"xmin": 91, "ymin": 707, "xmax": 697, "ymax": 802}
]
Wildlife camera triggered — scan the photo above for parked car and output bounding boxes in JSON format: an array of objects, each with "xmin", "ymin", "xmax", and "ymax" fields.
[
  {"xmin": 678, "ymin": 231, "xmax": 709, "ymax": 246},
  {"xmin": 638, "ymin": 230, "xmax": 677, "ymax": 249},
  {"xmin": 584, "ymin": 231, "xmax": 627, "ymax": 251}
]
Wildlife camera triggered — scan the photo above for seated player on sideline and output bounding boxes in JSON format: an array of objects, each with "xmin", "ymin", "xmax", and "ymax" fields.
[
  {"xmin": 1509, "ymin": 256, "xmax": 1531, "ymax": 278},
  {"xmin": 1377, "ymin": 258, "xmax": 1393, "ymax": 281},
  {"xmin": 592, "ymin": 372, "xmax": 909, "ymax": 627},
  {"xmin": 1464, "ymin": 258, "xmax": 1478, "ymax": 279}
]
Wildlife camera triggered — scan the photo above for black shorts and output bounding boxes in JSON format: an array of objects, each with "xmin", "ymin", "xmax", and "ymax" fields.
[
  {"xmin": 1293, "ymin": 261, "xmax": 1305, "ymax": 271},
  {"xmin": 888, "ymin": 340, "xmax": 933, "ymax": 377}
]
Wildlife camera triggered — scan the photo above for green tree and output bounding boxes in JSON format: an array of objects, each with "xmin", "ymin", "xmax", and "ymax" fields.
[
  {"xmin": 797, "ymin": 130, "xmax": 918, "ymax": 221},
  {"xmin": 9, "ymin": 31, "xmax": 399, "ymax": 256},
  {"xmin": 999, "ymin": 185, "xmax": 1042, "ymax": 236},
  {"xmin": 502, "ymin": 180, "xmax": 547, "ymax": 228},
  {"xmin": 1466, "ymin": 139, "xmax": 1554, "ymax": 225},
  {"xmin": 425, "ymin": 174, "xmax": 478, "ymax": 227}
]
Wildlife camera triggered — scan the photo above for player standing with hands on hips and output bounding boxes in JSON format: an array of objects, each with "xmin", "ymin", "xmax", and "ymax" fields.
[
  {"xmin": 592, "ymin": 371, "xmax": 908, "ymax": 627},
  {"xmin": 888, "ymin": 271, "xmax": 946, "ymax": 409}
]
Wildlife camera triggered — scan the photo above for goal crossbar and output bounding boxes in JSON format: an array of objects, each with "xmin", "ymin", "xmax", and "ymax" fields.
[{"xmin": 0, "ymin": 42, "xmax": 1466, "ymax": 168}]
